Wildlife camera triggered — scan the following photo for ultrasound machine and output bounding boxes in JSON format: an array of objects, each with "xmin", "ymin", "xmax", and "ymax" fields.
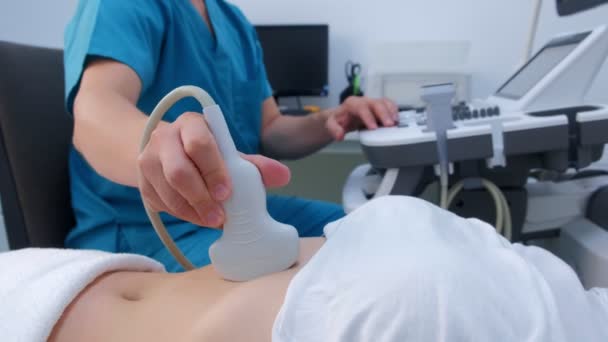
[{"xmin": 343, "ymin": 2, "xmax": 608, "ymax": 288}]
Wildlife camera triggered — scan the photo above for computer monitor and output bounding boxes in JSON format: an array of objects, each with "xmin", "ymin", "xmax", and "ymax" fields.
[
  {"xmin": 556, "ymin": 0, "xmax": 608, "ymax": 16},
  {"xmin": 255, "ymin": 25, "xmax": 329, "ymax": 97}
]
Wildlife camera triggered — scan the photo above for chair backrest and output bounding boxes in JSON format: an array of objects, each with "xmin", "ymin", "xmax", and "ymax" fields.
[{"xmin": 0, "ymin": 41, "xmax": 74, "ymax": 249}]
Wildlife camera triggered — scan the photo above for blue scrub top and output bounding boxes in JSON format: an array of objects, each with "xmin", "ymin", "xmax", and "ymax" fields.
[{"xmin": 63, "ymin": 0, "xmax": 274, "ymax": 251}]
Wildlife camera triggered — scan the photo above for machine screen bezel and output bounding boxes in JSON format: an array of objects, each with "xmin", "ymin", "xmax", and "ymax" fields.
[{"xmin": 495, "ymin": 31, "xmax": 591, "ymax": 100}]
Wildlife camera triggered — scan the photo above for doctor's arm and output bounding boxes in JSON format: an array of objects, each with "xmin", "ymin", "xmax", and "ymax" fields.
[
  {"xmin": 73, "ymin": 59, "xmax": 288, "ymax": 228},
  {"xmin": 260, "ymin": 96, "xmax": 399, "ymax": 160}
]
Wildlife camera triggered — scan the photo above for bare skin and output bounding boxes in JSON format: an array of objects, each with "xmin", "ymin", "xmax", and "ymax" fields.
[{"xmin": 49, "ymin": 238, "xmax": 324, "ymax": 342}]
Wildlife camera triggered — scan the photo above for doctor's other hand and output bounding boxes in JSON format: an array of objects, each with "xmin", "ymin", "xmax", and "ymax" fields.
[
  {"xmin": 326, "ymin": 96, "xmax": 399, "ymax": 141},
  {"xmin": 137, "ymin": 112, "xmax": 290, "ymax": 228}
]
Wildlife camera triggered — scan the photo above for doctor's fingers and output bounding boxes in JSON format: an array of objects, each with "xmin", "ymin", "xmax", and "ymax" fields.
[
  {"xmin": 345, "ymin": 96, "xmax": 397, "ymax": 128},
  {"xmin": 382, "ymin": 98, "xmax": 399, "ymax": 121},
  {"xmin": 138, "ymin": 154, "xmax": 212, "ymax": 227},
  {"xmin": 326, "ymin": 116, "xmax": 346, "ymax": 140},
  {"xmin": 158, "ymin": 127, "xmax": 225, "ymax": 227},
  {"xmin": 342, "ymin": 97, "xmax": 377, "ymax": 129},
  {"xmin": 138, "ymin": 175, "xmax": 206, "ymax": 227},
  {"xmin": 368, "ymin": 98, "xmax": 395, "ymax": 127},
  {"xmin": 179, "ymin": 115, "xmax": 232, "ymax": 203},
  {"xmin": 240, "ymin": 154, "xmax": 291, "ymax": 188},
  {"xmin": 138, "ymin": 124, "xmax": 224, "ymax": 228}
]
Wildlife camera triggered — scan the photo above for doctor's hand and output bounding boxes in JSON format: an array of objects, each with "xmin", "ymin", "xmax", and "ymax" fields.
[
  {"xmin": 137, "ymin": 112, "xmax": 290, "ymax": 228},
  {"xmin": 326, "ymin": 96, "xmax": 399, "ymax": 141}
]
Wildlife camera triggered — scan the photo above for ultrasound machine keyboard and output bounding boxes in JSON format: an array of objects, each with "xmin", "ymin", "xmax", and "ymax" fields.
[{"xmin": 397, "ymin": 102, "xmax": 503, "ymax": 127}]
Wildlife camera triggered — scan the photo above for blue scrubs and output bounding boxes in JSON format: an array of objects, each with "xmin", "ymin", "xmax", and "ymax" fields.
[{"xmin": 64, "ymin": 0, "xmax": 344, "ymax": 272}]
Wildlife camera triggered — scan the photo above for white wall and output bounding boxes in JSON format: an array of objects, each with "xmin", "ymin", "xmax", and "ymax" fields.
[
  {"xmin": 2, "ymin": 0, "xmax": 607, "ymax": 106},
  {"xmin": 0, "ymin": 0, "xmax": 78, "ymax": 48},
  {"xmin": 232, "ymin": 0, "xmax": 608, "ymax": 107}
]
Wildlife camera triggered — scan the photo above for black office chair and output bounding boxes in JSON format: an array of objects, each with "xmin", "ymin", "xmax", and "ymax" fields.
[{"xmin": 0, "ymin": 41, "xmax": 74, "ymax": 249}]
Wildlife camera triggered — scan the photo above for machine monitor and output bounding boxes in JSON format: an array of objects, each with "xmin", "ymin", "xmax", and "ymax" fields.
[
  {"xmin": 487, "ymin": 24, "xmax": 608, "ymax": 112},
  {"xmin": 557, "ymin": 0, "xmax": 608, "ymax": 16},
  {"xmin": 255, "ymin": 25, "xmax": 329, "ymax": 97},
  {"xmin": 496, "ymin": 31, "xmax": 590, "ymax": 99}
]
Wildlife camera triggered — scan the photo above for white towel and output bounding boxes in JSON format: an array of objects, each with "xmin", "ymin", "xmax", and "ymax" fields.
[
  {"xmin": 273, "ymin": 196, "xmax": 608, "ymax": 342},
  {"xmin": 0, "ymin": 248, "xmax": 165, "ymax": 342}
]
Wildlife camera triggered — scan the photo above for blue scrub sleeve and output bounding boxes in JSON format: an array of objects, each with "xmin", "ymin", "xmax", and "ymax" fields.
[{"xmin": 64, "ymin": 0, "xmax": 165, "ymax": 112}]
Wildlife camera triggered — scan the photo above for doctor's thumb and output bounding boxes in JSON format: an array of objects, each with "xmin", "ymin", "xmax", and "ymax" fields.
[{"xmin": 240, "ymin": 154, "xmax": 291, "ymax": 188}]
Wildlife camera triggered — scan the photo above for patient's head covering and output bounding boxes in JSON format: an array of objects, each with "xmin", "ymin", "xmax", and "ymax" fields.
[
  {"xmin": 273, "ymin": 196, "xmax": 608, "ymax": 342},
  {"xmin": 0, "ymin": 248, "xmax": 164, "ymax": 341}
]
